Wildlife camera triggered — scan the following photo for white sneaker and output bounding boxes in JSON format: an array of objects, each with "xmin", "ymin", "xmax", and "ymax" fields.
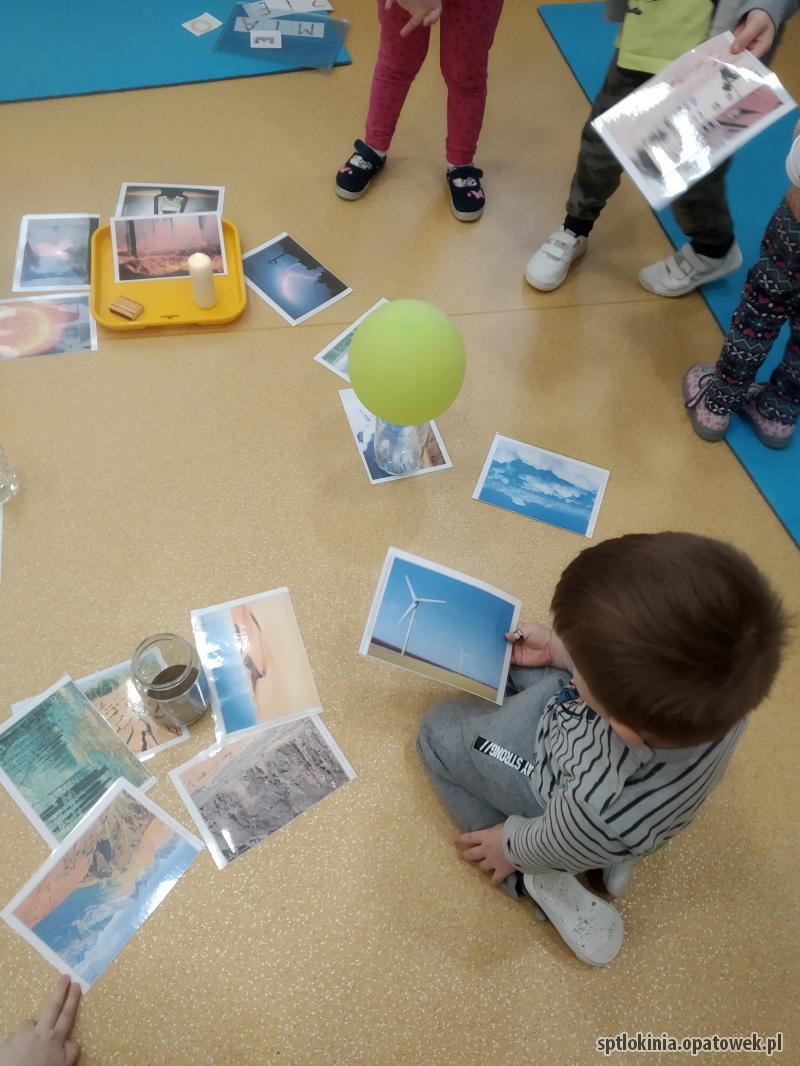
[
  {"xmin": 639, "ymin": 241, "xmax": 742, "ymax": 297},
  {"xmin": 525, "ymin": 227, "xmax": 587, "ymax": 291},
  {"xmin": 523, "ymin": 871, "xmax": 623, "ymax": 966},
  {"xmin": 602, "ymin": 857, "xmax": 640, "ymax": 898}
]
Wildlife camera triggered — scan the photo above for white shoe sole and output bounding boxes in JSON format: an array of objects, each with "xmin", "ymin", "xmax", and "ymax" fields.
[
  {"xmin": 525, "ymin": 241, "xmax": 586, "ymax": 291},
  {"xmin": 523, "ymin": 871, "xmax": 623, "ymax": 966},
  {"xmin": 639, "ymin": 246, "xmax": 743, "ymax": 297},
  {"xmin": 335, "ymin": 183, "xmax": 370, "ymax": 201},
  {"xmin": 450, "ymin": 204, "xmax": 484, "ymax": 222}
]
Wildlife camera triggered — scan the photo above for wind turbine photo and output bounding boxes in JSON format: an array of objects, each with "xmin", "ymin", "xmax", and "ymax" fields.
[
  {"xmin": 361, "ymin": 549, "xmax": 521, "ymax": 705},
  {"xmin": 398, "ymin": 575, "xmax": 446, "ymax": 656}
]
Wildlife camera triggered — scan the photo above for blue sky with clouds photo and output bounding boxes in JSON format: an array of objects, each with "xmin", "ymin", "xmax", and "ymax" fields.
[{"xmin": 476, "ymin": 436, "xmax": 608, "ymax": 536}]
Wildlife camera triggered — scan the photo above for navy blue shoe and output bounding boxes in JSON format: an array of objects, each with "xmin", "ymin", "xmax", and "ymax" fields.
[
  {"xmin": 447, "ymin": 164, "xmax": 485, "ymax": 221},
  {"xmin": 336, "ymin": 139, "xmax": 385, "ymax": 201}
]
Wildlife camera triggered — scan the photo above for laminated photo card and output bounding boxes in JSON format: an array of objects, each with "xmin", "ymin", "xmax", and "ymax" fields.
[
  {"xmin": 115, "ymin": 182, "xmax": 225, "ymax": 218},
  {"xmin": 593, "ymin": 33, "xmax": 796, "ymax": 209},
  {"xmin": 12, "ymin": 661, "xmax": 189, "ymax": 762},
  {"xmin": 0, "ymin": 294, "xmax": 96, "ymax": 360},
  {"xmin": 313, "ymin": 299, "xmax": 389, "ymax": 381},
  {"xmin": 1, "ymin": 781, "xmax": 202, "ymax": 991},
  {"xmin": 243, "ymin": 232, "xmax": 350, "ymax": 325},
  {"xmin": 360, "ymin": 548, "xmax": 520, "ymax": 705},
  {"xmin": 13, "ymin": 214, "xmax": 99, "ymax": 292},
  {"xmin": 473, "ymin": 434, "xmax": 609, "ymax": 539},
  {"xmin": 110, "ymin": 212, "xmax": 226, "ymax": 282},
  {"xmin": 338, "ymin": 388, "xmax": 452, "ymax": 485},
  {"xmin": 170, "ymin": 714, "xmax": 354, "ymax": 869},
  {"xmin": 191, "ymin": 588, "xmax": 322, "ymax": 741},
  {"xmin": 0, "ymin": 676, "xmax": 154, "ymax": 847}
]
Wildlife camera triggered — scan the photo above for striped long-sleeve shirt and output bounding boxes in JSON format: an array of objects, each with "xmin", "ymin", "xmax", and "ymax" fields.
[{"xmin": 503, "ymin": 683, "xmax": 746, "ymax": 874}]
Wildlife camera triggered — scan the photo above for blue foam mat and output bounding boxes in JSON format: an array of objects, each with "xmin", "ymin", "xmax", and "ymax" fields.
[
  {"xmin": 0, "ymin": 1, "xmax": 350, "ymax": 104},
  {"xmin": 539, "ymin": 2, "xmax": 799, "ymax": 545}
]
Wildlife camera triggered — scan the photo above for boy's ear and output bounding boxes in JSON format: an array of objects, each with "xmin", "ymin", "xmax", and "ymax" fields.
[{"xmin": 608, "ymin": 717, "xmax": 645, "ymax": 747}]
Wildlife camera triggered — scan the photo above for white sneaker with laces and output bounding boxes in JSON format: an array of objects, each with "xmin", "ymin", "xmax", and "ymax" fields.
[
  {"xmin": 523, "ymin": 871, "xmax": 623, "ymax": 966},
  {"xmin": 525, "ymin": 227, "xmax": 587, "ymax": 291},
  {"xmin": 639, "ymin": 241, "xmax": 742, "ymax": 297}
]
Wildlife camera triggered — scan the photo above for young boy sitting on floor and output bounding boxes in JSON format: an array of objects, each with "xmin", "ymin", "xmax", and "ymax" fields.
[{"xmin": 417, "ymin": 532, "xmax": 787, "ymax": 965}]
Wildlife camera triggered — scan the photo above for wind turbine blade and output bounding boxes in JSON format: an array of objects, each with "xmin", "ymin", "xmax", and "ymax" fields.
[
  {"xmin": 404, "ymin": 574, "xmax": 417, "ymax": 601},
  {"xmin": 398, "ymin": 604, "xmax": 415, "ymax": 623},
  {"xmin": 418, "ymin": 598, "xmax": 446, "ymax": 605},
  {"xmin": 401, "ymin": 605, "xmax": 417, "ymax": 655}
]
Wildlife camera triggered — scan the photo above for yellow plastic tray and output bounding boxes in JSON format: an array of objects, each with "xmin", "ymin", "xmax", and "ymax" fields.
[{"xmin": 90, "ymin": 218, "xmax": 247, "ymax": 330}]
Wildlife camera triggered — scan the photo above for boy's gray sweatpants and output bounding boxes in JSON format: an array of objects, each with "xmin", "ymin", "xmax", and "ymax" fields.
[
  {"xmin": 416, "ymin": 667, "xmax": 568, "ymax": 898},
  {"xmin": 566, "ymin": 53, "xmax": 734, "ymax": 250}
]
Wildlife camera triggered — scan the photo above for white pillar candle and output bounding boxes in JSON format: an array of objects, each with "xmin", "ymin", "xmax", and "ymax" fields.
[{"xmin": 187, "ymin": 252, "xmax": 217, "ymax": 309}]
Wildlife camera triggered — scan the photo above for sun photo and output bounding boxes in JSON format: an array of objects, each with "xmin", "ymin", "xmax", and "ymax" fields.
[
  {"xmin": 191, "ymin": 588, "xmax": 322, "ymax": 740},
  {"xmin": 0, "ymin": 294, "xmax": 96, "ymax": 360},
  {"xmin": 360, "ymin": 548, "xmax": 519, "ymax": 704}
]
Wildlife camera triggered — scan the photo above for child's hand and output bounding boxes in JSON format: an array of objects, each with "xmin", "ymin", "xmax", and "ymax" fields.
[
  {"xmin": 505, "ymin": 622, "xmax": 555, "ymax": 667},
  {"xmin": 454, "ymin": 824, "xmax": 517, "ymax": 885},
  {"xmin": 385, "ymin": 0, "xmax": 443, "ymax": 38},
  {"xmin": 0, "ymin": 975, "xmax": 81, "ymax": 1066},
  {"xmin": 730, "ymin": 9, "xmax": 775, "ymax": 58}
]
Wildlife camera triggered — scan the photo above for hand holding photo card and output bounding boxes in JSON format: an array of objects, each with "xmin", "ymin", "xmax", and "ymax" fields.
[
  {"xmin": 314, "ymin": 299, "xmax": 389, "ymax": 381},
  {"xmin": 12, "ymin": 660, "xmax": 189, "ymax": 762},
  {"xmin": 0, "ymin": 676, "xmax": 154, "ymax": 847},
  {"xmin": 1, "ymin": 781, "xmax": 202, "ymax": 992},
  {"xmin": 243, "ymin": 232, "xmax": 350, "ymax": 325},
  {"xmin": 191, "ymin": 588, "xmax": 323, "ymax": 741},
  {"xmin": 592, "ymin": 33, "xmax": 796, "ymax": 209},
  {"xmin": 473, "ymin": 434, "xmax": 609, "ymax": 538},
  {"xmin": 0, "ymin": 294, "xmax": 96, "ymax": 360},
  {"xmin": 115, "ymin": 183, "xmax": 225, "ymax": 218},
  {"xmin": 360, "ymin": 549, "xmax": 520, "ymax": 704},
  {"xmin": 110, "ymin": 213, "xmax": 226, "ymax": 283},
  {"xmin": 13, "ymin": 215, "xmax": 99, "ymax": 292},
  {"xmin": 339, "ymin": 388, "xmax": 452, "ymax": 484},
  {"xmin": 169, "ymin": 714, "xmax": 354, "ymax": 869}
]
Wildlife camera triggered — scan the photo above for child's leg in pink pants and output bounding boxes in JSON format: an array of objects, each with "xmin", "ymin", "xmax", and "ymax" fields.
[
  {"xmin": 364, "ymin": 0, "xmax": 504, "ymax": 164},
  {"xmin": 364, "ymin": 1, "xmax": 432, "ymax": 154},
  {"xmin": 440, "ymin": 0, "xmax": 504, "ymax": 166}
]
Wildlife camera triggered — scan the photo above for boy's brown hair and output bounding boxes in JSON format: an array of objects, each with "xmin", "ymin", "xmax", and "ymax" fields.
[{"xmin": 550, "ymin": 532, "xmax": 788, "ymax": 746}]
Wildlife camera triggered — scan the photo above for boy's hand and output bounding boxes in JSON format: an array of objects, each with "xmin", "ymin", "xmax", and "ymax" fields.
[
  {"xmin": 730, "ymin": 9, "xmax": 775, "ymax": 58},
  {"xmin": 454, "ymin": 824, "xmax": 517, "ymax": 885},
  {"xmin": 505, "ymin": 622, "xmax": 554, "ymax": 667},
  {"xmin": 0, "ymin": 975, "xmax": 81, "ymax": 1066},
  {"xmin": 385, "ymin": 0, "xmax": 443, "ymax": 38}
]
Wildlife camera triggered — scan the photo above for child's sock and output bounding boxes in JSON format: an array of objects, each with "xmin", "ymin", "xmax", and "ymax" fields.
[
  {"xmin": 563, "ymin": 214, "xmax": 593, "ymax": 239},
  {"xmin": 690, "ymin": 236, "xmax": 736, "ymax": 259}
]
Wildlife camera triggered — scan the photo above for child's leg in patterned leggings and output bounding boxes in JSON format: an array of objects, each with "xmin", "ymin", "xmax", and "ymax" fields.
[
  {"xmin": 758, "ymin": 324, "xmax": 800, "ymax": 425},
  {"xmin": 439, "ymin": 0, "xmax": 504, "ymax": 165}
]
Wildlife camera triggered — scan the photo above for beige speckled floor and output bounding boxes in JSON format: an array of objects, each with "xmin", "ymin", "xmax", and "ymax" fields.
[{"xmin": 0, "ymin": 3, "xmax": 798, "ymax": 1064}]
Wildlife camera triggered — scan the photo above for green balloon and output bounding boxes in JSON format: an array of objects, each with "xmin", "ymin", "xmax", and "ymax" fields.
[{"xmin": 348, "ymin": 299, "xmax": 466, "ymax": 425}]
